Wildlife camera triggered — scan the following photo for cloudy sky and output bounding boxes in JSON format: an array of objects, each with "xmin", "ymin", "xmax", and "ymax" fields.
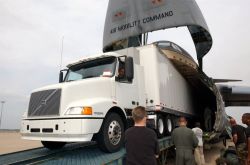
[{"xmin": 0, "ymin": 0, "xmax": 249, "ymax": 129}]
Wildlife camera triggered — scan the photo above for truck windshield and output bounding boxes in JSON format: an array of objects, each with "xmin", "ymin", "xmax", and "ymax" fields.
[{"xmin": 65, "ymin": 57, "xmax": 116, "ymax": 82}]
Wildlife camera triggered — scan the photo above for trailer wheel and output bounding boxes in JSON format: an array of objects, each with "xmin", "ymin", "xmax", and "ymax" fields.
[
  {"xmin": 41, "ymin": 141, "xmax": 66, "ymax": 150},
  {"xmin": 164, "ymin": 115, "xmax": 173, "ymax": 135},
  {"xmin": 156, "ymin": 115, "xmax": 165, "ymax": 138},
  {"xmin": 97, "ymin": 113, "xmax": 124, "ymax": 153}
]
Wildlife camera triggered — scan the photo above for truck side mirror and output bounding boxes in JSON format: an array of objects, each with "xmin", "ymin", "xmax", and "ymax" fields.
[
  {"xmin": 125, "ymin": 57, "xmax": 134, "ymax": 81},
  {"xmin": 59, "ymin": 71, "xmax": 64, "ymax": 83},
  {"xmin": 59, "ymin": 69, "xmax": 68, "ymax": 83}
]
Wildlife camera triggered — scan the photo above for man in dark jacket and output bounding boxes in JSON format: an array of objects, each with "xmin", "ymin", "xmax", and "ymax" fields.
[
  {"xmin": 230, "ymin": 118, "xmax": 247, "ymax": 164},
  {"xmin": 172, "ymin": 117, "xmax": 198, "ymax": 165},
  {"xmin": 125, "ymin": 106, "xmax": 160, "ymax": 165}
]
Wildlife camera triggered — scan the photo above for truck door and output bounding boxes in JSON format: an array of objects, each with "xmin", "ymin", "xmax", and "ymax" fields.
[
  {"xmin": 115, "ymin": 58, "xmax": 143, "ymax": 110},
  {"xmin": 135, "ymin": 65, "xmax": 146, "ymax": 107}
]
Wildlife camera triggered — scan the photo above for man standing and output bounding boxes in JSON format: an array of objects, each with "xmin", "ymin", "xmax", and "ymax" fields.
[
  {"xmin": 192, "ymin": 122, "xmax": 205, "ymax": 165},
  {"xmin": 230, "ymin": 118, "xmax": 247, "ymax": 164},
  {"xmin": 242, "ymin": 113, "xmax": 250, "ymax": 165},
  {"xmin": 172, "ymin": 117, "xmax": 198, "ymax": 165},
  {"xmin": 125, "ymin": 106, "xmax": 160, "ymax": 165}
]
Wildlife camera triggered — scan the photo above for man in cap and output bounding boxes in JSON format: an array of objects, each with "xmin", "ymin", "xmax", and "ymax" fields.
[{"xmin": 172, "ymin": 117, "xmax": 198, "ymax": 165}]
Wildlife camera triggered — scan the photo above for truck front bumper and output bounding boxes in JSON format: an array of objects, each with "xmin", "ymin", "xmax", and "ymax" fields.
[{"xmin": 21, "ymin": 118, "xmax": 103, "ymax": 142}]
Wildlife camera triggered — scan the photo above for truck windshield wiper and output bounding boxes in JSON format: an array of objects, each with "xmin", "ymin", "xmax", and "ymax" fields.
[
  {"xmin": 66, "ymin": 80, "xmax": 74, "ymax": 82},
  {"xmin": 83, "ymin": 75, "xmax": 95, "ymax": 79}
]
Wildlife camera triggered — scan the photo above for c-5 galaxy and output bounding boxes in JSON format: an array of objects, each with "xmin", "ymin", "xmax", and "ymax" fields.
[{"xmin": 21, "ymin": 0, "xmax": 250, "ymax": 153}]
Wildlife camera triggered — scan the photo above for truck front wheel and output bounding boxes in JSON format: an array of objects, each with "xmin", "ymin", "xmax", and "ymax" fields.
[
  {"xmin": 97, "ymin": 113, "xmax": 124, "ymax": 153},
  {"xmin": 41, "ymin": 141, "xmax": 66, "ymax": 150}
]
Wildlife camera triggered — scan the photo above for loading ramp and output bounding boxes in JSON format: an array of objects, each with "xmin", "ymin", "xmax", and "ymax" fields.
[{"xmin": 0, "ymin": 137, "xmax": 173, "ymax": 165}]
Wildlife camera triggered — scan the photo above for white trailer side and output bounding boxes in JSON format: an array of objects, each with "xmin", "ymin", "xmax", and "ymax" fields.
[{"xmin": 137, "ymin": 45, "xmax": 195, "ymax": 115}]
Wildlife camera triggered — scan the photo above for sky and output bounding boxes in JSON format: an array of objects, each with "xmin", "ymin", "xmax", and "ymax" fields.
[{"xmin": 0, "ymin": 0, "xmax": 249, "ymax": 129}]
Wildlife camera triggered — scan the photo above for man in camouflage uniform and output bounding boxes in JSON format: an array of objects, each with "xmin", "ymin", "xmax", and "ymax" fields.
[{"xmin": 172, "ymin": 117, "xmax": 198, "ymax": 165}]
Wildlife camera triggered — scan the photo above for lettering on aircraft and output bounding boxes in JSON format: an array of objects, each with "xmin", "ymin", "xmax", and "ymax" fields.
[{"xmin": 110, "ymin": 10, "xmax": 173, "ymax": 34}]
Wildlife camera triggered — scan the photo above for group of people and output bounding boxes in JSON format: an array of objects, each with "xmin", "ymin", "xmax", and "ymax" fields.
[
  {"xmin": 125, "ymin": 106, "xmax": 205, "ymax": 165},
  {"xmin": 124, "ymin": 106, "xmax": 250, "ymax": 165},
  {"xmin": 229, "ymin": 114, "xmax": 250, "ymax": 165}
]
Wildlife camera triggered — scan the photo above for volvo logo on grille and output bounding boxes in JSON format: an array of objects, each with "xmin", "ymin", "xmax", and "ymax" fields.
[{"xmin": 41, "ymin": 99, "xmax": 47, "ymax": 105}]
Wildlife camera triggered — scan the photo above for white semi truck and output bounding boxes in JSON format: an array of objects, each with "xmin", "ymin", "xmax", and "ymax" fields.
[{"xmin": 21, "ymin": 41, "xmax": 222, "ymax": 152}]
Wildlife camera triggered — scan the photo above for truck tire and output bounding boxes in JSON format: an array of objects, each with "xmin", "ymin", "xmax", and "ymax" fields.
[
  {"xmin": 164, "ymin": 115, "xmax": 173, "ymax": 135},
  {"xmin": 156, "ymin": 114, "xmax": 165, "ymax": 138},
  {"xmin": 41, "ymin": 141, "xmax": 66, "ymax": 150},
  {"xmin": 97, "ymin": 113, "xmax": 124, "ymax": 153}
]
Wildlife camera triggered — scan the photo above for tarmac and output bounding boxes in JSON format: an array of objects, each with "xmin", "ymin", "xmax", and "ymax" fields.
[{"xmin": 0, "ymin": 130, "xmax": 42, "ymax": 155}]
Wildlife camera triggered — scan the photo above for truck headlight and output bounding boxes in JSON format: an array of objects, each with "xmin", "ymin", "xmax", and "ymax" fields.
[{"xmin": 65, "ymin": 107, "xmax": 93, "ymax": 115}]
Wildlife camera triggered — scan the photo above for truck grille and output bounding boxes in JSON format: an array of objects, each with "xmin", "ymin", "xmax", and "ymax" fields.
[{"xmin": 28, "ymin": 89, "xmax": 61, "ymax": 117}]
